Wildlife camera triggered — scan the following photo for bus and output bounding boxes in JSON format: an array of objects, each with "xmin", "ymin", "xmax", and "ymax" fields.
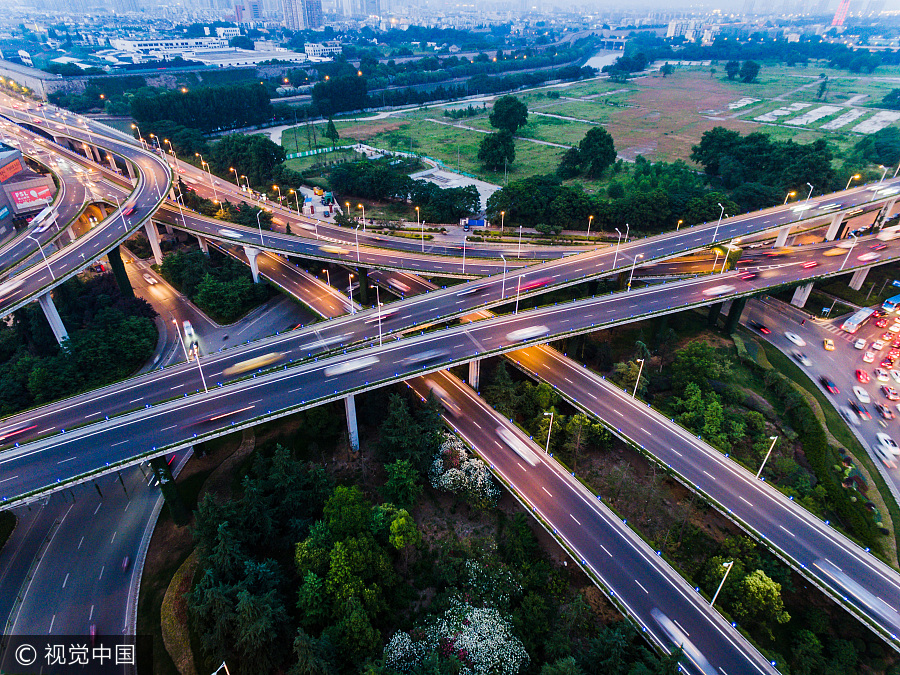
[
  {"xmin": 842, "ymin": 308, "xmax": 876, "ymax": 334},
  {"xmin": 884, "ymin": 294, "xmax": 900, "ymax": 313}
]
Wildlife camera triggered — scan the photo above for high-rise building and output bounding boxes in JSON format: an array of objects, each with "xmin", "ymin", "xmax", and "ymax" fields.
[
  {"xmin": 283, "ymin": 0, "xmax": 303, "ymax": 29},
  {"xmin": 304, "ymin": 0, "xmax": 323, "ymax": 28}
]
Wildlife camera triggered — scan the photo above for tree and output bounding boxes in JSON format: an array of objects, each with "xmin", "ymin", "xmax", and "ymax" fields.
[
  {"xmin": 478, "ymin": 130, "xmax": 516, "ymax": 170},
  {"xmin": 791, "ymin": 630, "xmax": 826, "ymax": 675},
  {"xmin": 725, "ymin": 60, "xmax": 740, "ymax": 80},
  {"xmin": 730, "ymin": 569, "xmax": 790, "ymax": 640},
  {"xmin": 739, "ymin": 60, "xmax": 760, "ymax": 83},
  {"xmin": 882, "ymin": 88, "xmax": 900, "ymax": 110},
  {"xmin": 388, "ymin": 509, "xmax": 421, "ymax": 553},
  {"xmin": 230, "ymin": 35, "xmax": 255, "ymax": 50},
  {"xmin": 489, "ymin": 95, "xmax": 529, "ymax": 134},
  {"xmin": 378, "ymin": 394, "xmax": 428, "ymax": 468},
  {"xmin": 324, "ymin": 118, "xmax": 340, "ymax": 147},
  {"xmin": 311, "ymin": 76, "xmax": 369, "ymax": 116},
  {"xmin": 557, "ymin": 147, "xmax": 582, "ymax": 178},
  {"xmin": 382, "ymin": 459, "xmax": 423, "ymax": 509},
  {"xmin": 484, "ymin": 361, "xmax": 520, "ymax": 418},
  {"xmin": 578, "ymin": 127, "xmax": 616, "ymax": 178},
  {"xmin": 612, "ymin": 361, "xmax": 646, "ymax": 398},
  {"xmin": 660, "ymin": 63, "xmax": 675, "ymax": 78}
]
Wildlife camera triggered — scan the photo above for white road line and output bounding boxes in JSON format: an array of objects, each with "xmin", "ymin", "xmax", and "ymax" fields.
[
  {"xmin": 48, "ymin": 614, "xmax": 55, "ymax": 633},
  {"xmin": 600, "ymin": 545, "xmax": 612, "ymax": 556},
  {"xmin": 635, "ymin": 580, "xmax": 649, "ymax": 594},
  {"xmin": 779, "ymin": 525, "xmax": 795, "ymax": 537},
  {"xmin": 93, "ymin": 503, "xmax": 102, "ymax": 515},
  {"xmin": 671, "ymin": 449, "xmax": 682, "ymax": 457},
  {"xmin": 570, "ymin": 514, "xmax": 581, "ymax": 525},
  {"xmin": 56, "ymin": 457, "xmax": 75, "ymax": 464},
  {"xmin": 89, "ymin": 605, "xmax": 94, "ymax": 620},
  {"xmin": 0, "ymin": 475, "xmax": 18, "ymax": 484},
  {"xmin": 739, "ymin": 496, "xmax": 753, "ymax": 506},
  {"xmin": 111, "ymin": 440, "xmax": 128, "ymax": 446},
  {"xmin": 62, "ymin": 573, "xmax": 69, "ymax": 589},
  {"xmin": 673, "ymin": 618, "xmax": 690, "ymax": 636},
  {"xmin": 640, "ymin": 427, "xmax": 649, "ymax": 434},
  {"xmin": 542, "ymin": 486, "xmax": 552, "ymax": 497},
  {"xmin": 98, "ymin": 565, "xmax": 104, "ymax": 580},
  {"xmin": 702, "ymin": 470, "xmax": 715, "ymax": 480},
  {"xmin": 78, "ymin": 536, "xmax": 84, "ymax": 550},
  {"xmin": 110, "ymin": 531, "xmax": 117, "ymax": 544},
  {"xmin": 517, "ymin": 462, "xmax": 526, "ymax": 471}
]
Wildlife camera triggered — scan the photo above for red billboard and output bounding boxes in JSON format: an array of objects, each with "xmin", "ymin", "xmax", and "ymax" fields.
[
  {"xmin": 0, "ymin": 159, "xmax": 23, "ymax": 183},
  {"xmin": 10, "ymin": 185, "xmax": 52, "ymax": 207}
]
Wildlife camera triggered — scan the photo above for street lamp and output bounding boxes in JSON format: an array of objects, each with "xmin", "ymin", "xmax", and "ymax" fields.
[
  {"xmin": 290, "ymin": 189, "xmax": 300, "ymax": 215},
  {"xmin": 676, "ymin": 219, "xmax": 683, "ymax": 231},
  {"xmin": 416, "ymin": 206, "xmax": 422, "ymax": 252},
  {"xmin": 613, "ymin": 228, "xmax": 622, "ymax": 268},
  {"xmin": 624, "ymin": 222, "xmax": 630, "ymax": 243},
  {"xmin": 348, "ymin": 273, "xmax": 355, "ymax": 313},
  {"xmin": 375, "ymin": 285, "xmax": 383, "ymax": 346},
  {"xmin": 272, "ymin": 184, "xmax": 282, "ymax": 207},
  {"xmin": 632, "ymin": 358, "xmax": 645, "ymax": 397},
  {"xmin": 846, "ymin": 173, "xmax": 861, "ymax": 191},
  {"xmin": 881, "ymin": 165, "xmax": 889, "ymax": 182},
  {"xmin": 783, "ymin": 191, "xmax": 796, "ymax": 205},
  {"xmin": 710, "ymin": 561, "xmax": 734, "ymax": 608},
  {"xmin": 25, "ymin": 234, "xmax": 54, "ymax": 279},
  {"xmin": 712, "ymin": 203, "xmax": 724, "ymax": 243},
  {"xmin": 462, "ymin": 235, "xmax": 467, "ymax": 274},
  {"xmin": 256, "ymin": 210, "xmax": 265, "ymax": 245},
  {"xmin": 500, "ymin": 210, "xmax": 505, "ymax": 235},
  {"xmin": 500, "ymin": 254, "xmax": 507, "ymax": 299},
  {"xmin": 240, "ymin": 175, "xmax": 250, "ymax": 191},
  {"xmin": 230, "ymin": 167, "xmax": 240, "ymax": 187},
  {"xmin": 756, "ymin": 436, "xmax": 779, "ymax": 479},
  {"xmin": 515, "ymin": 275, "xmax": 522, "ymax": 314},
  {"xmin": 543, "ymin": 411, "xmax": 554, "ymax": 453},
  {"xmin": 357, "ymin": 203, "xmax": 366, "ymax": 232},
  {"xmin": 130, "ymin": 123, "xmax": 145, "ymax": 149},
  {"xmin": 518, "ymin": 225, "xmax": 522, "ymax": 258},
  {"xmin": 200, "ymin": 160, "xmax": 219, "ymax": 203},
  {"xmin": 839, "ymin": 233, "xmax": 858, "ymax": 271},
  {"xmin": 587, "ymin": 214, "xmax": 594, "ymax": 237},
  {"xmin": 627, "ymin": 253, "xmax": 643, "ymax": 291},
  {"xmin": 355, "ymin": 225, "xmax": 361, "ymax": 262}
]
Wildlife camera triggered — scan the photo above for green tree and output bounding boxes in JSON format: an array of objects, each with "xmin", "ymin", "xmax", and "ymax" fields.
[
  {"xmin": 325, "ymin": 118, "xmax": 340, "ymax": 147},
  {"xmin": 730, "ymin": 569, "xmax": 790, "ymax": 640},
  {"xmin": 791, "ymin": 630, "xmax": 826, "ymax": 675},
  {"xmin": 739, "ymin": 60, "xmax": 761, "ymax": 83},
  {"xmin": 324, "ymin": 486, "xmax": 371, "ymax": 541},
  {"xmin": 378, "ymin": 394, "xmax": 428, "ymax": 467},
  {"xmin": 484, "ymin": 361, "xmax": 521, "ymax": 418},
  {"xmin": 578, "ymin": 127, "xmax": 617, "ymax": 178},
  {"xmin": 612, "ymin": 361, "xmax": 646, "ymax": 398},
  {"xmin": 660, "ymin": 63, "xmax": 675, "ymax": 77},
  {"xmin": 557, "ymin": 147, "xmax": 582, "ymax": 178},
  {"xmin": 382, "ymin": 459, "xmax": 423, "ymax": 509},
  {"xmin": 478, "ymin": 130, "xmax": 516, "ymax": 170},
  {"xmin": 288, "ymin": 629, "xmax": 337, "ymax": 675},
  {"xmin": 725, "ymin": 60, "xmax": 740, "ymax": 80},
  {"xmin": 388, "ymin": 509, "xmax": 421, "ymax": 553},
  {"xmin": 489, "ymin": 95, "xmax": 529, "ymax": 134},
  {"xmin": 882, "ymin": 88, "xmax": 900, "ymax": 110}
]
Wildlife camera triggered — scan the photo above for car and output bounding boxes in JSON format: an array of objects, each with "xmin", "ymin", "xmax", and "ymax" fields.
[
  {"xmin": 122, "ymin": 206, "xmax": 135, "ymax": 217},
  {"xmin": 841, "ymin": 405, "xmax": 862, "ymax": 426},
  {"xmin": 891, "ymin": 323, "xmax": 900, "ymax": 333},
  {"xmin": 223, "ymin": 352, "xmax": 286, "ymax": 376},
  {"xmin": 873, "ymin": 340, "xmax": 886, "ymax": 351},
  {"xmin": 891, "ymin": 369, "xmax": 900, "ymax": 384},
  {"xmin": 857, "ymin": 369, "xmax": 871, "ymax": 383},
  {"xmin": 824, "ymin": 339, "xmax": 836, "ymax": 351},
  {"xmin": 122, "ymin": 555, "xmax": 130, "ymax": 571},
  {"xmin": 519, "ymin": 277, "xmax": 552, "ymax": 292},
  {"xmin": 457, "ymin": 285, "xmax": 485, "ymax": 297},
  {"xmin": 824, "ymin": 247, "xmax": 845, "ymax": 257},
  {"xmin": 855, "ymin": 338, "xmax": 867, "ymax": 350},
  {"xmin": 506, "ymin": 325, "xmax": 550, "ymax": 342},
  {"xmin": 740, "ymin": 272, "xmax": 758, "ymax": 280},
  {"xmin": 872, "ymin": 243, "xmax": 888, "ymax": 251},
  {"xmin": 142, "ymin": 272, "xmax": 157, "ymax": 285},
  {"xmin": 859, "ymin": 252, "xmax": 882, "ymax": 262},
  {"xmin": 849, "ymin": 398, "xmax": 873, "ymax": 420},
  {"xmin": 784, "ymin": 331, "xmax": 806, "ymax": 346},
  {"xmin": 750, "ymin": 321, "xmax": 771, "ymax": 335},
  {"xmin": 876, "ymin": 368, "xmax": 891, "ymax": 382},
  {"xmin": 218, "ymin": 228, "xmax": 242, "ymax": 238},
  {"xmin": 703, "ymin": 284, "xmax": 736, "ymax": 297},
  {"xmin": 182, "ymin": 320, "xmax": 193, "ymax": 337},
  {"xmin": 877, "ymin": 318, "xmax": 890, "ymax": 328},
  {"xmin": 387, "ymin": 278, "xmax": 412, "ymax": 294},
  {"xmin": 820, "ymin": 376, "xmax": 839, "ymax": 394},
  {"xmin": 363, "ymin": 308, "xmax": 399, "ymax": 324},
  {"xmin": 854, "ymin": 386, "xmax": 872, "ymax": 403},
  {"xmin": 496, "ymin": 426, "xmax": 539, "ymax": 466},
  {"xmin": 323, "ymin": 355, "xmax": 379, "ymax": 377},
  {"xmin": 889, "ymin": 349, "xmax": 900, "ymax": 360},
  {"xmin": 864, "ymin": 351, "xmax": 877, "ymax": 363},
  {"xmin": 883, "ymin": 332, "xmax": 895, "ymax": 342},
  {"xmin": 793, "ymin": 351, "xmax": 812, "ymax": 366},
  {"xmin": 425, "ymin": 380, "xmax": 462, "ymax": 416},
  {"xmin": 876, "ymin": 402, "xmax": 896, "ymax": 420},
  {"xmin": 873, "ymin": 442, "xmax": 897, "ymax": 469},
  {"xmin": 320, "ymin": 245, "xmax": 349, "ymax": 255},
  {"xmin": 882, "ymin": 359, "xmax": 895, "ymax": 370},
  {"xmin": 878, "ymin": 432, "xmax": 900, "ymax": 456},
  {"xmin": 802, "ymin": 261, "xmax": 819, "ymax": 268},
  {"xmin": 401, "ymin": 349, "xmax": 450, "ymax": 367},
  {"xmin": 883, "ymin": 385, "xmax": 900, "ymax": 401}
]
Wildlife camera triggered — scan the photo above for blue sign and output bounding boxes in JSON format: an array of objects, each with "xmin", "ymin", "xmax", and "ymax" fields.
[
  {"xmin": 892, "ymin": 280, "xmax": 900, "ymax": 288},
  {"xmin": 0, "ymin": 206, "xmax": 8, "ymax": 220},
  {"xmin": 822, "ymin": 307, "xmax": 830, "ymax": 314}
]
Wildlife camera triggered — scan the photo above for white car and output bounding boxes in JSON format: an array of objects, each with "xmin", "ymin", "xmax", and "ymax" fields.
[
  {"xmin": 323, "ymin": 355, "xmax": 379, "ymax": 377},
  {"xmin": 876, "ymin": 368, "xmax": 891, "ymax": 382},
  {"xmin": 218, "ymin": 228, "xmax": 242, "ymax": 238},
  {"xmin": 854, "ymin": 386, "xmax": 871, "ymax": 404},
  {"xmin": 506, "ymin": 325, "xmax": 549, "ymax": 342},
  {"xmin": 864, "ymin": 351, "xmax": 876, "ymax": 363},
  {"xmin": 891, "ymin": 323, "xmax": 900, "ymax": 333},
  {"xmin": 891, "ymin": 369, "xmax": 900, "ymax": 384},
  {"xmin": 784, "ymin": 332, "xmax": 806, "ymax": 347},
  {"xmin": 702, "ymin": 284, "xmax": 735, "ymax": 297},
  {"xmin": 858, "ymin": 252, "xmax": 881, "ymax": 262},
  {"xmin": 873, "ymin": 340, "xmax": 886, "ymax": 351},
  {"xmin": 182, "ymin": 320, "xmax": 194, "ymax": 336},
  {"xmin": 877, "ymin": 432, "xmax": 900, "ymax": 456},
  {"xmin": 841, "ymin": 406, "xmax": 862, "ymax": 426},
  {"xmin": 854, "ymin": 338, "xmax": 867, "ymax": 350},
  {"xmin": 873, "ymin": 442, "xmax": 897, "ymax": 469},
  {"xmin": 142, "ymin": 272, "xmax": 157, "ymax": 285}
]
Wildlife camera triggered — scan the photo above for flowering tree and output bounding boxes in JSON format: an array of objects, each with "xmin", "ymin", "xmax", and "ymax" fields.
[
  {"xmin": 385, "ymin": 598, "xmax": 529, "ymax": 675},
  {"xmin": 429, "ymin": 434, "xmax": 501, "ymax": 508}
]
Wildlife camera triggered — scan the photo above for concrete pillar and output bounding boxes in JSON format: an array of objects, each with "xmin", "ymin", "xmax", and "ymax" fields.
[
  {"xmin": 774, "ymin": 225, "xmax": 791, "ymax": 248},
  {"xmin": 878, "ymin": 198, "xmax": 898, "ymax": 228},
  {"xmin": 357, "ymin": 267, "xmax": 369, "ymax": 305},
  {"xmin": 824, "ymin": 213, "xmax": 844, "ymax": 241},
  {"xmin": 468, "ymin": 359, "xmax": 481, "ymax": 391},
  {"xmin": 197, "ymin": 235, "xmax": 209, "ymax": 255},
  {"xmin": 88, "ymin": 144, "xmax": 101, "ymax": 164},
  {"xmin": 125, "ymin": 160, "xmax": 136, "ymax": 181},
  {"xmin": 38, "ymin": 292, "xmax": 68, "ymax": 344},
  {"xmin": 244, "ymin": 246, "xmax": 261, "ymax": 283},
  {"xmin": 850, "ymin": 267, "xmax": 870, "ymax": 291},
  {"xmin": 790, "ymin": 283, "xmax": 813, "ymax": 308},
  {"xmin": 149, "ymin": 456, "xmax": 189, "ymax": 526},
  {"xmin": 163, "ymin": 220, "xmax": 174, "ymax": 235},
  {"xmin": 143, "ymin": 221, "xmax": 163, "ymax": 265},
  {"xmin": 344, "ymin": 394, "xmax": 360, "ymax": 452},
  {"xmin": 724, "ymin": 297, "xmax": 747, "ymax": 335},
  {"xmin": 106, "ymin": 152, "xmax": 117, "ymax": 172},
  {"xmin": 66, "ymin": 224, "xmax": 76, "ymax": 242},
  {"xmin": 707, "ymin": 301, "xmax": 723, "ymax": 329}
]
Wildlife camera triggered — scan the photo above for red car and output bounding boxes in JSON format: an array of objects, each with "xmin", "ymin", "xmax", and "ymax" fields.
[
  {"xmin": 883, "ymin": 385, "xmax": 900, "ymax": 401},
  {"xmin": 802, "ymin": 261, "xmax": 819, "ymax": 268},
  {"xmin": 883, "ymin": 332, "xmax": 895, "ymax": 341},
  {"xmin": 882, "ymin": 359, "xmax": 896, "ymax": 369},
  {"xmin": 877, "ymin": 318, "xmax": 890, "ymax": 328},
  {"xmin": 519, "ymin": 277, "xmax": 551, "ymax": 292},
  {"xmin": 740, "ymin": 272, "xmax": 758, "ymax": 281},
  {"xmin": 873, "ymin": 243, "xmax": 888, "ymax": 251},
  {"xmin": 857, "ymin": 369, "xmax": 871, "ymax": 383}
]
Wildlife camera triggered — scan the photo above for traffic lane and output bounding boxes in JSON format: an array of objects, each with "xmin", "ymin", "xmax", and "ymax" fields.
[
  {"xmin": 512, "ymin": 344, "xmax": 900, "ymax": 638},
  {"xmin": 408, "ymin": 372, "xmax": 776, "ymax": 675}
]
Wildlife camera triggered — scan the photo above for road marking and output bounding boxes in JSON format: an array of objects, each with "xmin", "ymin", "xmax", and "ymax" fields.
[
  {"xmin": 640, "ymin": 427, "xmax": 649, "ymax": 434},
  {"xmin": 124, "ymin": 501, "xmax": 130, "ymax": 513},
  {"xmin": 542, "ymin": 486, "xmax": 552, "ymax": 497},
  {"xmin": 878, "ymin": 596, "xmax": 898, "ymax": 612},
  {"xmin": 600, "ymin": 545, "xmax": 612, "ymax": 557},
  {"xmin": 702, "ymin": 470, "xmax": 715, "ymax": 480},
  {"xmin": 0, "ymin": 475, "xmax": 18, "ymax": 484},
  {"xmin": 671, "ymin": 449, "xmax": 682, "ymax": 457},
  {"xmin": 169, "ymin": 385, "xmax": 181, "ymax": 390},
  {"xmin": 49, "ymin": 614, "xmax": 55, "ymax": 633},
  {"xmin": 111, "ymin": 440, "xmax": 128, "ymax": 446},
  {"xmin": 779, "ymin": 525, "xmax": 795, "ymax": 537},
  {"xmin": 57, "ymin": 457, "xmax": 75, "ymax": 464},
  {"xmin": 128, "ymin": 398, "xmax": 143, "ymax": 403},
  {"xmin": 635, "ymin": 580, "xmax": 649, "ymax": 594},
  {"xmin": 62, "ymin": 573, "xmax": 69, "ymax": 589},
  {"xmin": 472, "ymin": 421, "xmax": 482, "ymax": 429},
  {"xmin": 673, "ymin": 619, "xmax": 690, "ymax": 636},
  {"xmin": 78, "ymin": 536, "xmax": 84, "ymax": 550},
  {"xmin": 160, "ymin": 425, "xmax": 177, "ymax": 432},
  {"xmin": 615, "ymin": 411, "xmax": 624, "ymax": 416},
  {"xmin": 93, "ymin": 503, "xmax": 102, "ymax": 515},
  {"xmin": 517, "ymin": 462, "xmax": 526, "ymax": 471},
  {"xmin": 89, "ymin": 605, "xmax": 94, "ymax": 620},
  {"xmin": 739, "ymin": 496, "xmax": 753, "ymax": 506},
  {"xmin": 825, "ymin": 558, "xmax": 842, "ymax": 572},
  {"xmin": 110, "ymin": 531, "xmax": 117, "ymax": 544},
  {"xmin": 98, "ymin": 565, "xmax": 104, "ymax": 580},
  {"xmin": 570, "ymin": 514, "xmax": 581, "ymax": 525}
]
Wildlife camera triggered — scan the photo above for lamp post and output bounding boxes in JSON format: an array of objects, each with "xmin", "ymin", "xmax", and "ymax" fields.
[
  {"xmin": 587, "ymin": 214, "xmax": 594, "ymax": 237},
  {"xmin": 711, "ymin": 250, "xmax": 720, "ymax": 273},
  {"xmin": 462, "ymin": 235, "xmax": 467, "ymax": 274},
  {"xmin": 273, "ymin": 184, "xmax": 282, "ymax": 208},
  {"xmin": 345, "ymin": 201, "xmax": 350, "ymax": 219},
  {"xmin": 200, "ymin": 160, "xmax": 218, "ymax": 203},
  {"xmin": 416, "ymin": 206, "xmax": 422, "ymax": 252},
  {"xmin": 783, "ymin": 191, "xmax": 796, "ymax": 205},
  {"xmin": 518, "ymin": 225, "xmax": 522, "ymax": 258},
  {"xmin": 358, "ymin": 203, "xmax": 366, "ymax": 232},
  {"xmin": 756, "ymin": 436, "xmax": 779, "ymax": 479},
  {"xmin": 712, "ymin": 203, "xmax": 724, "ymax": 243},
  {"xmin": 112, "ymin": 194, "xmax": 129, "ymax": 232},
  {"xmin": 256, "ymin": 210, "xmax": 265, "ymax": 246},
  {"xmin": 348, "ymin": 273, "xmax": 355, "ymax": 313},
  {"xmin": 212, "ymin": 662, "xmax": 232, "ymax": 675},
  {"xmin": 240, "ymin": 175, "xmax": 250, "ymax": 191},
  {"xmin": 846, "ymin": 173, "xmax": 861, "ymax": 191},
  {"xmin": 839, "ymin": 233, "xmax": 858, "ymax": 271},
  {"xmin": 515, "ymin": 275, "xmax": 522, "ymax": 314},
  {"xmin": 355, "ymin": 225, "xmax": 361, "ymax": 262},
  {"xmin": 613, "ymin": 228, "xmax": 622, "ymax": 268},
  {"xmin": 290, "ymin": 189, "xmax": 300, "ymax": 215},
  {"xmin": 375, "ymin": 285, "xmax": 382, "ymax": 346},
  {"xmin": 677, "ymin": 219, "xmax": 683, "ymax": 231},
  {"xmin": 231, "ymin": 167, "xmax": 240, "ymax": 188},
  {"xmin": 805, "ymin": 182, "xmax": 814, "ymax": 207},
  {"xmin": 543, "ymin": 411, "xmax": 554, "ymax": 453},
  {"xmin": 627, "ymin": 253, "xmax": 643, "ymax": 291},
  {"xmin": 26, "ymin": 234, "xmax": 54, "ymax": 279},
  {"xmin": 895, "ymin": 163, "xmax": 900, "ymax": 179},
  {"xmin": 130, "ymin": 123, "xmax": 145, "ymax": 149},
  {"xmin": 881, "ymin": 165, "xmax": 889, "ymax": 182},
  {"xmin": 721, "ymin": 245, "xmax": 730, "ymax": 273},
  {"xmin": 624, "ymin": 222, "xmax": 630, "ymax": 243},
  {"xmin": 325, "ymin": 268, "xmax": 331, "ymax": 287},
  {"xmin": 500, "ymin": 254, "xmax": 507, "ymax": 299},
  {"xmin": 710, "ymin": 561, "xmax": 734, "ymax": 608},
  {"xmin": 632, "ymin": 358, "xmax": 645, "ymax": 398},
  {"xmin": 174, "ymin": 192, "xmax": 187, "ymax": 228},
  {"xmin": 500, "ymin": 210, "xmax": 505, "ymax": 236}
]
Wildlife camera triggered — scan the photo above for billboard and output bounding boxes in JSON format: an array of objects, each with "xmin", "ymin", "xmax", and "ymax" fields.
[
  {"xmin": 11, "ymin": 185, "xmax": 52, "ymax": 207},
  {"xmin": 0, "ymin": 159, "xmax": 23, "ymax": 183}
]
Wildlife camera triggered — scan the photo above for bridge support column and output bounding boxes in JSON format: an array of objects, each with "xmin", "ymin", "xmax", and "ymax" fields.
[
  {"xmin": 107, "ymin": 246, "xmax": 134, "ymax": 299},
  {"xmin": 774, "ymin": 225, "xmax": 791, "ymax": 248},
  {"xmin": 790, "ymin": 283, "xmax": 813, "ymax": 308},
  {"xmin": 468, "ymin": 359, "xmax": 481, "ymax": 391},
  {"xmin": 825, "ymin": 213, "xmax": 844, "ymax": 241},
  {"xmin": 357, "ymin": 267, "xmax": 369, "ymax": 305},
  {"xmin": 125, "ymin": 160, "xmax": 136, "ymax": 181},
  {"xmin": 197, "ymin": 235, "xmax": 209, "ymax": 255},
  {"xmin": 707, "ymin": 301, "xmax": 723, "ymax": 329},
  {"xmin": 244, "ymin": 246, "xmax": 261, "ymax": 283},
  {"xmin": 724, "ymin": 297, "xmax": 747, "ymax": 335},
  {"xmin": 66, "ymin": 224, "xmax": 76, "ymax": 242},
  {"xmin": 849, "ymin": 267, "xmax": 870, "ymax": 291},
  {"xmin": 38, "ymin": 292, "xmax": 68, "ymax": 344},
  {"xmin": 106, "ymin": 152, "xmax": 117, "ymax": 173},
  {"xmin": 143, "ymin": 221, "xmax": 163, "ymax": 265},
  {"xmin": 88, "ymin": 144, "xmax": 102, "ymax": 164},
  {"xmin": 344, "ymin": 394, "xmax": 360, "ymax": 452},
  {"xmin": 878, "ymin": 198, "xmax": 898, "ymax": 228},
  {"xmin": 150, "ymin": 456, "xmax": 189, "ymax": 526}
]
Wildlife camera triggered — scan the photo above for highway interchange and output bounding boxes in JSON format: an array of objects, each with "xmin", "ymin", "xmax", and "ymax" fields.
[{"xmin": 1, "ymin": 99, "xmax": 900, "ymax": 673}]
